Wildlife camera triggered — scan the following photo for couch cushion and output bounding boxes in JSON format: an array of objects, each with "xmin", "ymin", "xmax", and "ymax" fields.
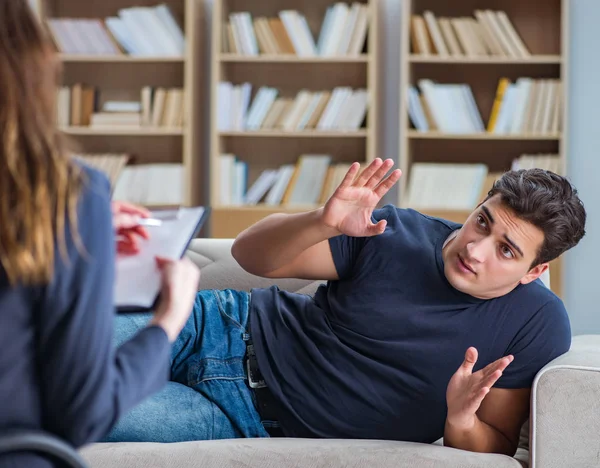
[
  {"xmin": 185, "ymin": 238, "xmax": 323, "ymax": 295},
  {"xmin": 82, "ymin": 438, "xmax": 526, "ymax": 468}
]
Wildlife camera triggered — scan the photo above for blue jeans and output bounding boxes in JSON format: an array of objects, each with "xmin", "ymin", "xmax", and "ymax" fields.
[{"xmin": 104, "ymin": 289, "xmax": 270, "ymax": 442}]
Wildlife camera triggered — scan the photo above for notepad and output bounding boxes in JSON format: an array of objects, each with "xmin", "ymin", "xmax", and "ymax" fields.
[{"xmin": 114, "ymin": 206, "xmax": 209, "ymax": 312}]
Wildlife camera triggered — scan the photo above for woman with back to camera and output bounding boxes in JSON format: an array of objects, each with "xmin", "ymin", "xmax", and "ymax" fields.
[{"xmin": 0, "ymin": 2, "xmax": 200, "ymax": 466}]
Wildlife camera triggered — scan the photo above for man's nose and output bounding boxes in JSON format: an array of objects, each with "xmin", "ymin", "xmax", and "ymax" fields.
[{"xmin": 466, "ymin": 239, "xmax": 490, "ymax": 263}]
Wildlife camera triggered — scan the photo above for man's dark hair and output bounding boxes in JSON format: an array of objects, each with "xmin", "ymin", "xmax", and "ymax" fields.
[{"xmin": 484, "ymin": 168, "xmax": 586, "ymax": 266}]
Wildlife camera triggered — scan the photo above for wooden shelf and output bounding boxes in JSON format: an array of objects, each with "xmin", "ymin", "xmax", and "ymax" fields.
[
  {"xmin": 219, "ymin": 54, "xmax": 369, "ymax": 63},
  {"xmin": 61, "ymin": 127, "xmax": 184, "ymax": 136},
  {"xmin": 59, "ymin": 54, "xmax": 185, "ymax": 63},
  {"xmin": 407, "ymin": 131, "xmax": 561, "ymax": 141},
  {"xmin": 40, "ymin": 0, "xmax": 202, "ymax": 208},
  {"xmin": 210, "ymin": 0, "xmax": 378, "ymax": 238},
  {"xmin": 409, "ymin": 55, "xmax": 562, "ymax": 64},
  {"xmin": 219, "ymin": 130, "xmax": 368, "ymax": 138}
]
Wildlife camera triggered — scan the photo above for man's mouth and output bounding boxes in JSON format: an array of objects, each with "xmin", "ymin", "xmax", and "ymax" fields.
[{"xmin": 458, "ymin": 254, "xmax": 476, "ymax": 275}]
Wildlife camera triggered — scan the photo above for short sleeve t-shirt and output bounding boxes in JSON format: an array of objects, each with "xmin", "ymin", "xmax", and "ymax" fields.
[{"xmin": 250, "ymin": 205, "xmax": 571, "ymax": 442}]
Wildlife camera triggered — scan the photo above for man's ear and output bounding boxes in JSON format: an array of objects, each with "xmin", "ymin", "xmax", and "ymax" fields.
[{"xmin": 520, "ymin": 263, "xmax": 549, "ymax": 285}]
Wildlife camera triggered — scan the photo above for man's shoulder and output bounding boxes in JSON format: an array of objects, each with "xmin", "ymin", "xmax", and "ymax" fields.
[{"xmin": 373, "ymin": 204, "xmax": 462, "ymax": 233}]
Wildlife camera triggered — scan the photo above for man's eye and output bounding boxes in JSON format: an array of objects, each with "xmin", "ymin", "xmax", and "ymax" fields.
[
  {"xmin": 476, "ymin": 215, "xmax": 486, "ymax": 227},
  {"xmin": 501, "ymin": 245, "xmax": 514, "ymax": 259}
]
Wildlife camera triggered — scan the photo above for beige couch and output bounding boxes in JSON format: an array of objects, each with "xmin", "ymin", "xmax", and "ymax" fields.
[{"xmin": 82, "ymin": 239, "xmax": 600, "ymax": 468}]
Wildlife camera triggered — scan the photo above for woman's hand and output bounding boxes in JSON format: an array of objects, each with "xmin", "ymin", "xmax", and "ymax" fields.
[{"xmin": 112, "ymin": 201, "xmax": 151, "ymax": 256}]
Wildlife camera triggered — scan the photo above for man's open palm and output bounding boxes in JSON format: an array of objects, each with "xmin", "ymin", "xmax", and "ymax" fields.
[
  {"xmin": 446, "ymin": 347, "xmax": 514, "ymax": 429},
  {"xmin": 322, "ymin": 158, "xmax": 401, "ymax": 237}
]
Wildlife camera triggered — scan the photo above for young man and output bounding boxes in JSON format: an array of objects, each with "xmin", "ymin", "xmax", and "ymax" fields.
[{"xmin": 109, "ymin": 158, "xmax": 586, "ymax": 457}]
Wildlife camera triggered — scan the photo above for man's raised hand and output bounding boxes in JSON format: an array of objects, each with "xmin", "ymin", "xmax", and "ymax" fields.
[
  {"xmin": 321, "ymin": 158, "xmax": 401, "ymax": 238},
  {"xmin": 446, "ymin": 347, "xmax": 514, "ymax": 430}
]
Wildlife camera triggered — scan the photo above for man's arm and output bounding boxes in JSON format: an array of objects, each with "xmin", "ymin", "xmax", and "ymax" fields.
[
  {"xmin": 444, "ymin": 387, "xmax": 530, "ymax": 455},
  {"xmin": 231, "ymin": 158, "xmax": 401, "ymax": 280},
  {"xmin": 231, "ymin": 207, "xmax": 340, "ymax": 280}
]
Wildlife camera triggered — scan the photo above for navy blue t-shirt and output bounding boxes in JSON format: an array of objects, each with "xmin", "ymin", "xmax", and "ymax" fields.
[
  {"xmin": 250, "ymin": 205, "xmax": 571, "ymax": 442},
  {"xmin": 0, "ymin": 166, "xmax": 170, "ymax": 467}
]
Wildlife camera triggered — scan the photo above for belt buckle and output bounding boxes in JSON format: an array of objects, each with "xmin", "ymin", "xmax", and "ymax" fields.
[{"xmin": 246, "ymin": 344, "xmax": 267, "ymax": 389}]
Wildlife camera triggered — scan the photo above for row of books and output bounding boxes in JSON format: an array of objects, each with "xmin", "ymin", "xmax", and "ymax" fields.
[
  {"xmin": 219, "ymin": 154, "xmax": 351, "ymax": 206},
  {"xmin": 223, "ymin": 2, "xmax": 368, "ymax": 57},
  {"xmin": 112, "ymin": 163, "xmax": 185, "ymax": 206},
  {"xmin": 56, "ymin": 85, "xmax": 186, "ymax": 129},
  {"xmin": 218, "ymin": 84, "xmax": 368, "ymax": 131},
  {"xmin": 46, "ymin": 3, "xmax": 185, "ymax": 56},
  {"xmin": 411, "ymin": 10, "xmax": 530, "ymax": 58},
  {"xmin": 408, "ymin": 78, "xmax": 561, "ymax": 135},
  {"xmin": 487, "ymin": 78, "xmax": 561, "ymax": 134},
  {"xmin": 403, "ymin": 156, "xmax": 561, "ymax": 210}
]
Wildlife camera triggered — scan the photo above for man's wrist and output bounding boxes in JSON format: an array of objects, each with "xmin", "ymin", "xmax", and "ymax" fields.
[
  {"xmin": 314, "ymin": 207, "xmax": 342, "ymax": 238},
  {"xmin": 445, "ymin": 413, "xmax": 478, "ymax": 433}
]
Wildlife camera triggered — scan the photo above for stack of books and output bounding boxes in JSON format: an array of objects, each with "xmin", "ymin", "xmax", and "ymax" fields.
[
  {"xmin": 223, "ymin": 2, "xmax": 369, "ymax": 56},
  {"xmin": 57, "ymin": 85, "xmax": 185, "ymax": 129},
  {"xmin": 410, "ymin": 9, "xmax": 530, "ymax": 58},
  {"xmin": 218, "ymin": 84, "xmax": 368, "ymax": 131},
  {"xmin": 219, "ymin": 154, "xmax": 353, "ymax": 206},
  {"xmin": 47, "ymin": 4, "xmax": 185, "ymax": 57}
]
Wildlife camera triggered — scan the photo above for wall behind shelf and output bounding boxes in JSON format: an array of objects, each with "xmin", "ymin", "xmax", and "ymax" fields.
[
  {"xmin": 197, "ymin": 0, "xmax": 597, "ymax": 333},
  {"xmin": 564, "ymin": 0, "xmax": 600, "ymax": 335}
]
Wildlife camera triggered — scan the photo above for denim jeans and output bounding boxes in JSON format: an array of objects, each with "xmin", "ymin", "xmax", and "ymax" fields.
[{"xmin": 103, "ymin": 289, "xmax": 269, "ymax": 442}]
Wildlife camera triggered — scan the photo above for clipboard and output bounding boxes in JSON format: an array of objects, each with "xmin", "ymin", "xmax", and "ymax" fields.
[{"xmin": 114, "ymin": 206, "xmax": 210, "ymax": 313}]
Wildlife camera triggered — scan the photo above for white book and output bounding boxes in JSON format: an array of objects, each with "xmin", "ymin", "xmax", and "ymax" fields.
[
  {"xmin": 154, "ymin": 4, "xmax": 186, "ymax": 53},
  {"xmin": 105, "ymin": 17, "xmax": 138, "ymax": 55},
  {"xmin": 217, "ymin": 82, "xmax": 233, "ymax": 131},
  {"xmin": 265, "ymin": 165, "xmax": 296, "ymax": 205},
  {"xmin": 244, "ymin": 169, "xmax": 279, "ymax": 204},
  {"xmin": 317, "ymin": 6, "xmax": 335, "ymax": 55},
  {"xmin": 337, "ymin": 3, "xmax": 361, "ymax": 55},
  {"xmin": 322, "ymin": 3, "xmax": 349, "ymax": 56}
]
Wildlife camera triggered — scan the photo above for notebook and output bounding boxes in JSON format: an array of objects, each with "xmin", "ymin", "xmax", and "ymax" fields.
[{"xmin": 114, "ymin": 206, "xmax": 209, "ymax": 312}]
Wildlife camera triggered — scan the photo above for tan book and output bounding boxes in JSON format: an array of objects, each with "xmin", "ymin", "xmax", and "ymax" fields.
[
  {"xmin": 281, "ymin": 160, "xmax": 301, "ymax": 204},
  {"xmin": 151, "ymin": 88, "xmax": 167, "ymax": 127},
  {"xmin": 438, "ymin": 17, "xmax": 463, "ymax": 56},
  {"xmin": 261, "ymin": 98, "xmax": 289, "ymax": 129},
  {"xmin": 256, "ymin": 18, "xmax": 280, "ymax": 54},
  {"xmin": 496, "ymin": 11, "xmax": 530, "ymax": 58},
  {"xmin": 484, "ymin": 10, "xmax": 518, "ymax": 57},
  {"xmin": 274, "ymin": 99, "xmax": 296, "ymax": 129},
  {"xmin": 318, "ymin": 165, "xmax": 336, "ymax": 205},
  {"xmin": 253, "ymin": 18, "xmax": 273, "ymax": 54},
  {"xmin": 268, "ymin": 18, "xmax": 296, "ymax": 55},
  {"xmin": 423, "ymin": 11, "xmax": 449, "ymax": 56},
  {"xmin": 474, "ymin": 10, "xmax": 505, "ymax": 56},
  {"xmin": 305, "ymin": 91, "xmax": 332, "ymax": 128},
  {"xmin": 451, "ymin": 18, "xmax": 478, "ymax": 57},
  {"xmin": 412, "ymin": 16, "xmax": 433, "ymax": 55},
  {"xmin": 465, "ymin": 18, "xmax": 491, "ymax": 56},
  {"xmin": 81, "ymin": 85, "xmax": 96, "ymax": 126},
  {"xmin": 70, "ymin": 83, "xmax": 82, "ymax": 126},
  {"xmin": 419, "ymin": 94, "xmax": 437, "ymax": 130},
  {"xmin": 226, "ymin": 23, "xmax": 238, "ymax": 53}
]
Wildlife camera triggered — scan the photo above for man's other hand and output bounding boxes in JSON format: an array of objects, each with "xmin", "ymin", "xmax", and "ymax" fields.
[{"xmin": 446, "ymin": 347, "xmax": 514, "ymax": 430}]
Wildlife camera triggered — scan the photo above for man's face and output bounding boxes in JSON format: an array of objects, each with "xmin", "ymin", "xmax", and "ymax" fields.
[{"xmin": 442, "ymin": 194, "xmax": 548, "ymax": 299}]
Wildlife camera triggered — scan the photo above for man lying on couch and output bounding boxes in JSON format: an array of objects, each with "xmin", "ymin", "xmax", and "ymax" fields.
[{"xmin": 109, "ymin": 158, "xmax": 586, "ymax": 456}]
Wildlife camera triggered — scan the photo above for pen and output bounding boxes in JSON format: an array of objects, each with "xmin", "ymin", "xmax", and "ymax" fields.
[{"xmin": 137, "ymin": 218, "xmax": 163, "ymax": 227}]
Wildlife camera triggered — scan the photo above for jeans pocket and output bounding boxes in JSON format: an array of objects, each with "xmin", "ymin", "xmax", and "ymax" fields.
[{"xmin": 212, "ymin": 290, "xmax": 247, "ymax": 333}]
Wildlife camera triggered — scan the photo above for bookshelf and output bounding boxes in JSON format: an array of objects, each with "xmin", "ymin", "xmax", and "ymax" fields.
[
  {"xmin": 32, "ymin": 0, "xmax": 203, "ymax": 209},
  {"xmin": 398, "ymin": 0, "xmax": 568, "ymax": 296},
  {"xmin": 209, "ymin": 0, "xmax": 378, "ymax": 238}
]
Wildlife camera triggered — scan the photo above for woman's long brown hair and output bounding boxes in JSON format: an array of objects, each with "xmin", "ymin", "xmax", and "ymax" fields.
[{"xmin": 0, "ymin": 0, "xmax": 83, "ymax": 286}]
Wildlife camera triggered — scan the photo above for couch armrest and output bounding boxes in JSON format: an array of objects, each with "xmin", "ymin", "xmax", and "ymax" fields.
[
  {"xmin": 530, "ymin": 334, "xmax": 600, "ymax": 468},
  {"xmin": 185, "ymin": 238, "xmax": 325, "ymax": 296}
]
